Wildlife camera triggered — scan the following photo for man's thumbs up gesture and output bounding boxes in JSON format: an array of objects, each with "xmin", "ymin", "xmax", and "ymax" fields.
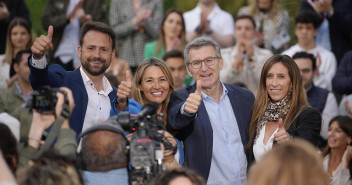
[
  {"xmin": 31, "ymin": 26, "xmax": 54, "ymax": 60},
  {"xmin": 184, "ymin": 80, "xmax": 202, "ymax": 114},
  {"xmin": 116, "ymin": 70, "xmax": 132, "ymax": 110}
]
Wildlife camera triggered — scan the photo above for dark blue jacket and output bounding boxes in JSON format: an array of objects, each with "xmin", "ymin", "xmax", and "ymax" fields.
[
  {"xmin": 307, "ymin": 84, "xmax": 329, "ymax": 113},
  {"xmin": 167, "ymin": 83, "xmax": 254, "ymax": 180},
  {"xmin": 29, "ymin": 56, "xmax": 117, "ymax": 135},
  {"xmin": 332, "ymin": 51, "xmax": 352, "ymax": 95}
]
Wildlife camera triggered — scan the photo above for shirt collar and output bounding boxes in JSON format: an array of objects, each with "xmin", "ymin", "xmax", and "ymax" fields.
[
  {"xmin": 201, "ymin": 82, "xmax": 228, "ymax": 102},
  {"xmin": 79, "ymin": 67, "xmax": 113, "ymax": 95},
  {"xmin": 15, "ymin": 81, "xmax": 32, "ymax": 102}
]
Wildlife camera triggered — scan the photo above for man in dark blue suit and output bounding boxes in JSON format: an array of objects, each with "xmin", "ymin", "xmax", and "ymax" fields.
[
  {"xmin": 28, "ymin": 22, "xmax": 124, "ymax": 136},
  {"xmin": 168, "ymin": 37, "xmax": 255, "ymax": 184}
]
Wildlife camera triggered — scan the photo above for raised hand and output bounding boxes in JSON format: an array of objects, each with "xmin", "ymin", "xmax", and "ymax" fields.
[
  {"xmin": 184, "ymin": 80, "xmax": 202, "ymax": 115},
  {"xmin": 31, "ymin": 26, "xmax": 54, "ymax": 60},
  {"xmin": 274, "ymin": 118, "xmax": 291, "ymax": 143},
  {"xmin": 116, "ymin": 70, "xmax": 132, "ymax": 110},
  {"xmin": 342, "ymin": 145, "xmax": 352, "ymax": 169}
]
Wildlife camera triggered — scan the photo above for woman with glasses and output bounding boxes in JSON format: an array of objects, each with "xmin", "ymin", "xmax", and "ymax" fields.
[{"xmin": 247, "ymin": 54, "xmax": 321, "ymax": 167}]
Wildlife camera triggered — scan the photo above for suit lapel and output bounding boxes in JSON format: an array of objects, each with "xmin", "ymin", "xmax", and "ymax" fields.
[
  {"xmin": 190, "ymin": 84, "xmax": 213, "ymax": 162},
  {"xmin": 71, "ymin": 69, "xmax": 88, "ymax": 129}
]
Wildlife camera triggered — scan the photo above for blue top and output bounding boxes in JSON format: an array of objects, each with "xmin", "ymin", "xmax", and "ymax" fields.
[
  {"xmin": 199, "ymin": 83, "xmax": 247, "ymax": 185},
  {"xmin": 83, "ymin": 168, "xmax": 129, "ymax": 185},
  {"xmin": 110, "ymin": 98, "xmax": 143, "ymax": 116}
]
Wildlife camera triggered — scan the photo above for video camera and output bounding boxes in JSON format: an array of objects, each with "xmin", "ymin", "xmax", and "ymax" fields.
[
  {"xmin": 116, "ymin": 102, "xmax": 176, "ymax": 185},
  {"xmin": 26, "ymin": 86, "xmax": 69, "ymax": 113}
]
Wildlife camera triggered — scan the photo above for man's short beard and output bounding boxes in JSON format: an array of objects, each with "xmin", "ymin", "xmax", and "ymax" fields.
[{"xmin": 82, "ymin": 57, "xmax": 110, "ymax": 76}]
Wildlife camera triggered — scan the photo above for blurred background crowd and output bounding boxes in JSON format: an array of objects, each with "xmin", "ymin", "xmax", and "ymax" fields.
[{"xmin": 1, "ymin": 0, "xmax": 352, "ymax": 184}]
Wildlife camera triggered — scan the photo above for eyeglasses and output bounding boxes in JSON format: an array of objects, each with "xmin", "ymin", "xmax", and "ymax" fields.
[{"xmin": 188, "ymin": 56, "xmax": 219, "ymax": 69}]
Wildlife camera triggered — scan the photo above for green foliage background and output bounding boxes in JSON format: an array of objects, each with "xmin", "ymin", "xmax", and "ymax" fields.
[{"xmin": 25, "ymin": 0, "xmax": 301, "ymax": 45}]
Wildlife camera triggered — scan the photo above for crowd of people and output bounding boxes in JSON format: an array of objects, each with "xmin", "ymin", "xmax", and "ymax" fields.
[{"xmin": 1, "ymin": 0, "xmax": 352, "ymax": 184}]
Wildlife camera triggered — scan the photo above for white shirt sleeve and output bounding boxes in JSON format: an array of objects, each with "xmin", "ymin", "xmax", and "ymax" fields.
[
  {"xmin": 30, "ymin": 55, "xmax": 48, "ymax": 69},
  {"xmin": 321, "ymin": 93, "xmax": 339, "ymax": 139}
]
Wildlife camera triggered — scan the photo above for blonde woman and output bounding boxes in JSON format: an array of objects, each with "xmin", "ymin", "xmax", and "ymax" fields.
[{"xmin": 238, "ymin": 0, "xmax": 290, "ymax": 53}]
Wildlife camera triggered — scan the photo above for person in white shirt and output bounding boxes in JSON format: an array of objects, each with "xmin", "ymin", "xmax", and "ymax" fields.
[
  {"xmin": 282, "ymin": 10, "xmax": 336, "ymax": 91},
  {"xmin": 183, "ymin": 0, "xmax": 234, "ymax": 48},
  {"xmin": 28, "ymin": 22, "xmax": 134, "ymax": 136},
  {"xmin": 220, "ymin": 15, "xmax": 272, "ymax": 95}
]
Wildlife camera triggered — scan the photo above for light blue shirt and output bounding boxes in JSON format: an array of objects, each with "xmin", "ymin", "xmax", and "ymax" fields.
[
  {"xmin": 82, "ymin": 168, "xmax": 129, "ymax": 185},
  {"xmin": 205, "ymin": 83, "xmax": 247, "ymax": 185},
  {"xmin": 316, "ymin": 18, "xmax": 331, "ymax": 51}
]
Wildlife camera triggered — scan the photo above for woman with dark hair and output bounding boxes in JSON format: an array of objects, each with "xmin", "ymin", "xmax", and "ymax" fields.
[
  {"xmin": 144, "ymin": 8, "xmax": 186, "ymax": 60},
  {"xmin": 0, "ymin": 18, "xmax": 32, "ymax": 89},
  {"xmin": 247, "ymin": 54, "xmax": 321, "ymax": 166},
  {"xmin": 322, "ymin": 116, "xmax": 352, "ymax": 185}
]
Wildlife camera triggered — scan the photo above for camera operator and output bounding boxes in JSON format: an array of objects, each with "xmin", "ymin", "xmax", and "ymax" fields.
[
  {"xmin": 17, "ymin": 87, "xmax": 76, "ymax": 170},
  {"xmin": 79, "ymin": 120, "xmax": 179, "ymax": 185}
]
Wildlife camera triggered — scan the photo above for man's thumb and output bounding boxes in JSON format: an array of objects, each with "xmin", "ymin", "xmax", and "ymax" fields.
[
  {"xmin": 47, "ymin": 25, "xmax": 54, "ymax": 40},
  {"xmin": 126, "ymin": 70, "xmax": 132, "ymax": 83}
]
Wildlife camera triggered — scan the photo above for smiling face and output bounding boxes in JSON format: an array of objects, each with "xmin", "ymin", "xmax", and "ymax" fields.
[
  {"xmin": 328, "ymin": 121, "xmax": 351, "ymax": 150},
  {"xmin": 79, "ymin": 30, "xmax": 115, "ymax": 77},
  {"xmin": 163, "ymin": 12, "xmax": 183, "ymax": 40},
  {"xmin": 186, "ymin": 45, "xmax": 223, "ymax": 90},
  {"xmin": 140, "ymin": 66, "xmax": 170, "ymax": 106},
  {"xmin": 266, "ymin": 62, "xmax": 292, "ymax": 102},
  {"xmin": 10, "ymin": 25, "xmax": 31, "ymax": 50}
]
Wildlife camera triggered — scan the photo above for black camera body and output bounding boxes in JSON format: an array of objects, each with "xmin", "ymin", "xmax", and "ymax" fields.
[
  {"xmin": 116, "ymin": 102, "xmax": 175, "ymax": 185},
  {"xmin": 26, "ymin": 86, "xmax": 68, "ymax": 113}
]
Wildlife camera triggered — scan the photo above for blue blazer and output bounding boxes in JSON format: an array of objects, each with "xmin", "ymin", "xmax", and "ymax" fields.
[
  {"xmin": 167, "ymin": 83, "xmax": 255, "ymax": 180},
  {"xmin": 28, "ymin": 56, "xmax": 117, "ymax": 135}
]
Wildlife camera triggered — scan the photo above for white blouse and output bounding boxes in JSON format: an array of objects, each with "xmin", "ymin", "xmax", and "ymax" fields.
[
  {"xmin": 323, "ymin": 155, "xmax": 351, "ymax": 185},
  {"xmin": 253, "ymin": 124, "xmax": 278, "ymax": 161}
]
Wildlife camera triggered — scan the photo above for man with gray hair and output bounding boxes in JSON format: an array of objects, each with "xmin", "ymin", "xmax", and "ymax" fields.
[{"xmin": 168, "ymin": 37, "xmax": 255, "ymax": 184}]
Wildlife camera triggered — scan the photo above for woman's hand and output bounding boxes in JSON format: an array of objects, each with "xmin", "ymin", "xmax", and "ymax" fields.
[
  {"xmin": 342, "ymin": 145, "xmax": 352, "ymax": 169},
  {"xmin": 274, "ymin": 118, "xmax": 291, "ymax": 143}
]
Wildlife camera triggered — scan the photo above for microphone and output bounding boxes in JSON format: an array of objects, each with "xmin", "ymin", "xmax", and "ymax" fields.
[{"xmin": 138, "ymin": 102, "xmax": 159, "ymax": 119}]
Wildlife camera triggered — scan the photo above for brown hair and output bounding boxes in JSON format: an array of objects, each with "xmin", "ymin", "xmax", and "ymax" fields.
[
  {"xmin": 155, "ymin": 9, "xmax": 186, "ymax": 56},
  {"xmin": 247, "ymin": 139, "xmax": 329, "ymax": 185},
  {"xmin": 3, "ymin": 18, "xmax": 32, "ymax": 64},
  {"xmin": 150, "ymin": 167, "xmax": 205, "ymax": 185},
  {"xmin": 132, "ymin": 58, "xmax": 174, "ymax": 130},
  {"xmin": 248, "ymin": 55, "xmax": 308, "ymax": 148},
  {"xmin": 80, "ymin": 22, "xmax": 116, "ymax": 51}
]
